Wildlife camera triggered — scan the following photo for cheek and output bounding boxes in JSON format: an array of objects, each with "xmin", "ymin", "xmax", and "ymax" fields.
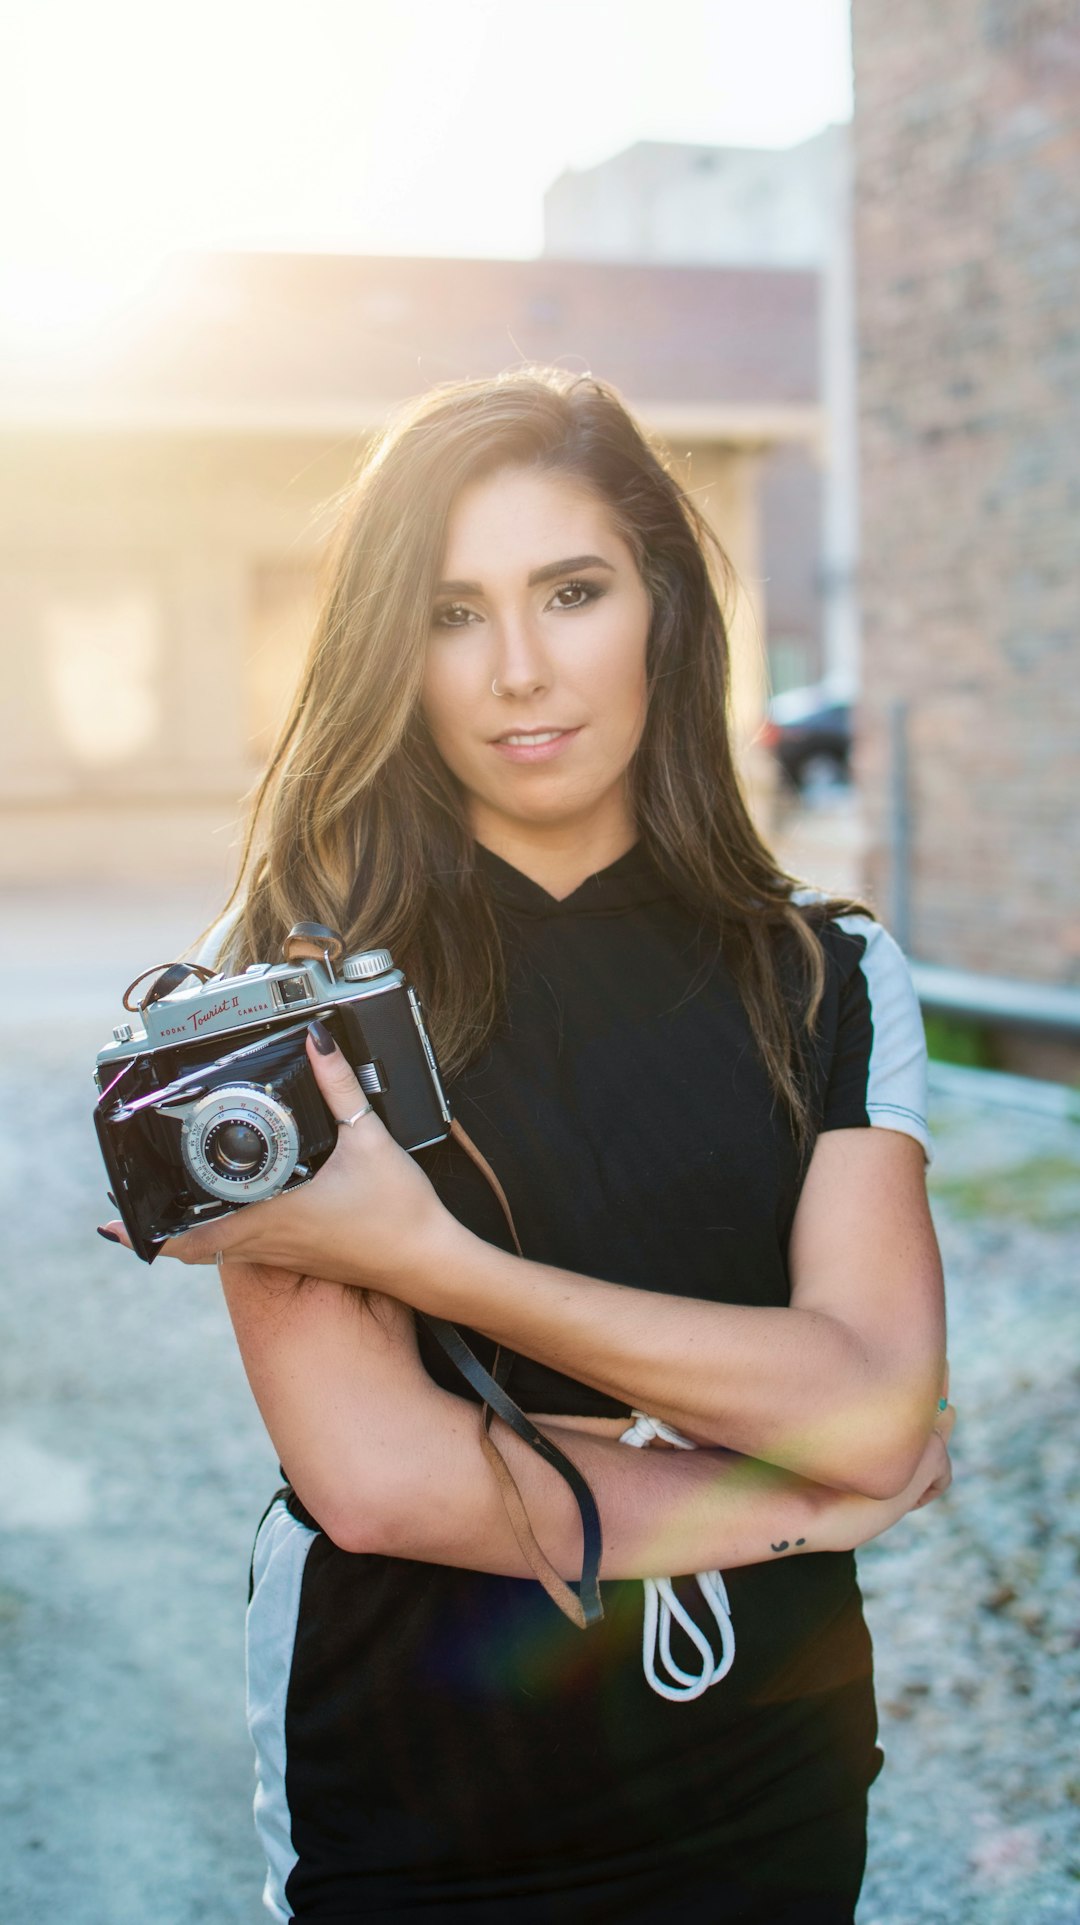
[{"xmin": 592, "ymin": 614, "xmax": 650, "ymax": 740}]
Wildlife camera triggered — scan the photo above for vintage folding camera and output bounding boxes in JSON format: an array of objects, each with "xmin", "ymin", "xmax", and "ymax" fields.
[{"xmin": 93, "ymin": 922, "xmax": 452, "ymax": 1261}]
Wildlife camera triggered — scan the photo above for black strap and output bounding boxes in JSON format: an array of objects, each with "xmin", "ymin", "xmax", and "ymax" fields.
[{"xmin": 421, "ymin": 1314, "xmax": 604, "ymax": 1628}]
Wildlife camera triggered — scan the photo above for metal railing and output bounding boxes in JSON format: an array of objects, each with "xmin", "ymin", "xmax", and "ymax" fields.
[{"xmin": 910, "ymin": 962, "xmax": 1080, "ymax": 1038}]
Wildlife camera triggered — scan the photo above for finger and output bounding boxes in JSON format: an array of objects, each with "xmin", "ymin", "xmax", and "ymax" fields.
[
  {"xmin": 937, "ymin": 1403, "xmax": 956, "ymax": 1441},
  {"xmin": 157, "ymin": 1224, "xmax": 229, "ymax": 1265},
  {"xmin": 96, "ymin": 1216, "xmax": 219, "ymax": 1265},
  {"xmin": 918, "ymin": 1456, "xmax": 953, "ymax": 1506},
  {"xmin": 156, "ymin": 1195, "xmax": 274, "ymax": 1263},
  {"xmin": 305, "ymin": 1020, "xmax": 379, "ymax": 1129},
  {"xmin": 101, "ymin": 1185, "xmax": 282, "ymax": 1265},
  {"xmin": 914, "ymin": 1441, "xmax": 952, "ymax": 1506},
  {"xmin": 96, "ymin": 1217, "xmax": 219, "ymax": 1266},
  {"xmin": 97, "ymin": 1218, "xmax": 133, "ymax": 1250}
]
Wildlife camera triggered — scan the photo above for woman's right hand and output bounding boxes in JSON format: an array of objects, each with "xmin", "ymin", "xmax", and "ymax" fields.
[
  {"xmin": 97, "ymin": 1026, "xmax": 456, "ymax": 1294},
  {"xmin": 826, "ymin": 1401, "xmax": 955, "ymax": 1552}
]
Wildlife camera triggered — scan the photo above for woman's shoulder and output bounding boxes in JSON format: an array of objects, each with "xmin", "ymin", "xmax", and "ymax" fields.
[
  {"xmin": 791, "ymin": 890, "xmax": 909, "ymax": 990},
  {"xmin": 791, "ymin": 890, "xmax": 933, "ymax": 1164}
]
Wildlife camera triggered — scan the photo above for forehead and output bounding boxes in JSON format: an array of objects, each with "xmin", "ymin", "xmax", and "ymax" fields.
[{"xmin": 440, "ymin": 466, "xmax": 627, "ymax": 574}]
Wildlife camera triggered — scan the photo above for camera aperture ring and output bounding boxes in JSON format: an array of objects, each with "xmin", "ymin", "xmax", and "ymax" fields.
[{"xmin": 180, "ymin": 1085, "xmax": 301, "ymax": 1203}]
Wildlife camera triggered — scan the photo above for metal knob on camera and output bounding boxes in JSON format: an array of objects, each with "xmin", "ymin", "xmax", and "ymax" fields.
[{"xmin": 341, "ymin": 949, "xmax": 394, "ymax": 982}]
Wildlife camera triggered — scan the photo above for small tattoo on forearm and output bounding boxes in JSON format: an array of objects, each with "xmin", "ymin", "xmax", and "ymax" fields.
[{"xmin": 770, "ymin": 1538, "xmax": 807, "ymax": 1554}]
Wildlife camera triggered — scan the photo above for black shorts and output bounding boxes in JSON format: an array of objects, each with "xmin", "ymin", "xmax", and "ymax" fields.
[{"xmin": 247, "ymin": 1501, "xmax": 879, "ymax": 1924}]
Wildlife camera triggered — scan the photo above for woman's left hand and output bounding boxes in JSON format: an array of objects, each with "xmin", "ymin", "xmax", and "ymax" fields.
[{"xmin": 97, "ymin": 1024, "xmax": 454, "ymax": 1289}]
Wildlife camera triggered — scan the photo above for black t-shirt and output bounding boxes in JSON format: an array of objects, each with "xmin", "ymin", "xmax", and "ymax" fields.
[{"xmin": 257, "ymin": 841, "xmax": 933, "ymax": 1918}]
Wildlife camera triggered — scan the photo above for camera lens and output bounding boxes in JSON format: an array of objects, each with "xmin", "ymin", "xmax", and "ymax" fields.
[
  {"xmin": 181, "ymin": 1084, "xmax": 301, "ymax": 1203},
  {"xmin": 205, "ymin": 1119, "xmax": 269, "ymax": 1180}
]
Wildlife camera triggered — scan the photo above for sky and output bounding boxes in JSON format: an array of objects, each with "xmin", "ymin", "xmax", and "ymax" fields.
[{"xmin": 3, "ymin": 0, "xmax": 852, "ymax": 282}]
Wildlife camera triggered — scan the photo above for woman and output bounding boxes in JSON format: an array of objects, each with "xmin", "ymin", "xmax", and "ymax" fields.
[{"xmin": 102, "ymin": 367, "xmax": 951, "ymax": 1923}]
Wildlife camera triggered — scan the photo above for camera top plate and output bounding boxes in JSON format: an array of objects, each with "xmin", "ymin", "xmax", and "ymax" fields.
[{"xmin": 97, "ymin": 952, "xmax": 405, "ymax": 1070}]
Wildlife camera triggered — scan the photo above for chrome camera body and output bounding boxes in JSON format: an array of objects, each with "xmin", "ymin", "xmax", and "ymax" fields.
[{"xmin": 93, "ymin": 926, "xmax": 451, "ymax": 1262}]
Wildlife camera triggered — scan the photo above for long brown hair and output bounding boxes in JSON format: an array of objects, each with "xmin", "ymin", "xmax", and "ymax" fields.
[{"xmin": 208, "ymin": 366, "xmax": 868, "ymax": 1159}]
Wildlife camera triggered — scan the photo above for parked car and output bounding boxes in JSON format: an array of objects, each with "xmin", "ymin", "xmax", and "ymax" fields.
[{"xmin": 759, "ymin": 682, "xmax": 853, "ymax": 792}]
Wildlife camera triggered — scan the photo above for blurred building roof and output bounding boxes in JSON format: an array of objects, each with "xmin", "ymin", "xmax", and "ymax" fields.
[{"xmin": 0, "ymin": 250, "xmax": 820, "ymax": 441}]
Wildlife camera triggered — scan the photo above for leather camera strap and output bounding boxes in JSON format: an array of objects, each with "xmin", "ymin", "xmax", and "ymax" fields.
[
  {"xmin": 122, "ymin": 961, "xmax": 217, "ymax": 1012},
  {"xmin": 417, "ymin": 1118, "xmax": 604, "ymax": 1630}
]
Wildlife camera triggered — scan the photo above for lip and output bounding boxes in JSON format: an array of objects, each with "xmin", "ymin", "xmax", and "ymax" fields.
[{"xmin": 489, "ymin": 726, "xmax": 582, "ymax": 764}]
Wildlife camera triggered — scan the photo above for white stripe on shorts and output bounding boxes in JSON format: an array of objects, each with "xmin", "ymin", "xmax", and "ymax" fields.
[{"xmin": 246, "ymin": 1497, "xmax": 318, "ymax": 1923}]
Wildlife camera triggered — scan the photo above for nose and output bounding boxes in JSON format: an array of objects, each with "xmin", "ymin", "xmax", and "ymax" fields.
[{"xmin": 490, "ymin": 609, "xmax": 552, "ymax": 700}]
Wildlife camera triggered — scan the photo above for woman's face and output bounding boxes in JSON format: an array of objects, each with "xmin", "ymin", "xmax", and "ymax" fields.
[{"xmin": 421, "ymin": 466, "xmax": 651, "ymax": 852}]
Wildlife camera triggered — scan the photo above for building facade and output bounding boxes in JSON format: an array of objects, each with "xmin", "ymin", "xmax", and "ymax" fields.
[
  {"xmin": 0, "ymin": 252, "xmax": 821, "ymax": 889},
  {"xmin": 545, "ymin": 129, "xmax": 859, "ymax": 696},
  {"xmin": 852, "ymin": 0, "xmax": 1080, "ymax": 1070}
]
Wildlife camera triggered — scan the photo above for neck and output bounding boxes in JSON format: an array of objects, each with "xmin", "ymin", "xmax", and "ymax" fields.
[{"xmin": 470, "ymin": 805, "xmax": 638, "ymax": 902}]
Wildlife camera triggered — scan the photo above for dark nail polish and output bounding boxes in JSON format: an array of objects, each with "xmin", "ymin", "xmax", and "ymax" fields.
[
  {"xmin": 107, "ymin": 1190, "xmax": 117, "ymax": 1208},
  {"xmin": 309, "ymin": 1019, "xmax": 335, "ymax": 1055},
  {"xmin": 97, "ymin": 1226, "xmax": 121, "ymax": 1244}
]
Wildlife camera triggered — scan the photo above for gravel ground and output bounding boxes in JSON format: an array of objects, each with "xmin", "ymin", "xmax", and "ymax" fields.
[
  {"xmin": 1, "ymin": 886, "xmax": 1078, "ymax": 1924},
  {"xmin": 858, "ymin": 1071, "xmax": 1080, "ymax": 1925},
  {"xmin": 1, "ymin": 888, "xmax": 272, "ymax": 1924}
]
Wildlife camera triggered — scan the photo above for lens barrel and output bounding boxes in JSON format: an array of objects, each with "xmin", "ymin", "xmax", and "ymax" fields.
[
  {"xmin": 205, "ymin": 1118, "xmax": 270, "ymax": 1178},
  {"xmin": 180, "ymin": 1085, "xmax": 301, "ymax": 1203}
]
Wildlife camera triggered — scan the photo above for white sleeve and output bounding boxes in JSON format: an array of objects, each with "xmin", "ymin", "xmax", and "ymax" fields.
[{"xmin": 822, "ymin": 914, "xmax": 935, "ymax": 1166}]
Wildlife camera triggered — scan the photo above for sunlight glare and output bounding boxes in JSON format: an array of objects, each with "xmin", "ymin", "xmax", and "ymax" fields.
[
  {"xmin": 2, "ymin": 0, "xmax": 853, "ymax": 318},
  {"xmin": 43, "ymin": 589, "xmax": 161, "ymax": 766}
]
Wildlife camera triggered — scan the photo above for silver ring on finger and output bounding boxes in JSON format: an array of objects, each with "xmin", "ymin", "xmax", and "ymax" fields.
[{"xmin": 338, "ymin": 1103, "xmax": 374, "ymax": 1128}]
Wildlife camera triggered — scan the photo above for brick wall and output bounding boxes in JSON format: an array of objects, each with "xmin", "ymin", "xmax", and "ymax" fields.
[{"xmin": 852, "ymin": 0, "xmax": 1080, "ymax": 1012}]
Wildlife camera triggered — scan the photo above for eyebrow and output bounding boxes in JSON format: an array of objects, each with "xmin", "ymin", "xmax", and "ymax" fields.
[{"xmin": 433, "ymin": 554, "xmax": 616, "ymax": 595}]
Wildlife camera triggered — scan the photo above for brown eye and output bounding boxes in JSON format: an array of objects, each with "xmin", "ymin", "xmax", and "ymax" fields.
[
  {"xmin": 551, "ymin": 581, "xmax": 600, "ymax": 611},
  {"xmin": 433, "ymin": 603, "xmax": 477, "ymax": 629}
]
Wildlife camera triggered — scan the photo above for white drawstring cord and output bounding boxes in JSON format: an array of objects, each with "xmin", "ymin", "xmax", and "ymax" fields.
[{"xmin": 619, "ymin": 1411, "xmax": 736, "ymax": 1703}]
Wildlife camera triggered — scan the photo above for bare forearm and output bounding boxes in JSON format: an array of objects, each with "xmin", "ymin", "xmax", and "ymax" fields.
[
  {"xmin": 219, "ymin": 1268, "xmax": 807, "ymax": 1580},
  {"xmin": 219, "ymin": 1270, "xmax": 941, "ymax": 1583},
  {"xmin": 321, "ymin": 1398, "xmax": 844, "ymax": 1579},
  {"xmin": 394, "ymin": 1222, "xmax": 939, "ymax": 1497}
]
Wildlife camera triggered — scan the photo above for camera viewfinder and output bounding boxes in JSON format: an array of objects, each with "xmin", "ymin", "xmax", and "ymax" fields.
[{"xmin": 274, "ymin": 973, "xmax": 315, "ymax": 1009}]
